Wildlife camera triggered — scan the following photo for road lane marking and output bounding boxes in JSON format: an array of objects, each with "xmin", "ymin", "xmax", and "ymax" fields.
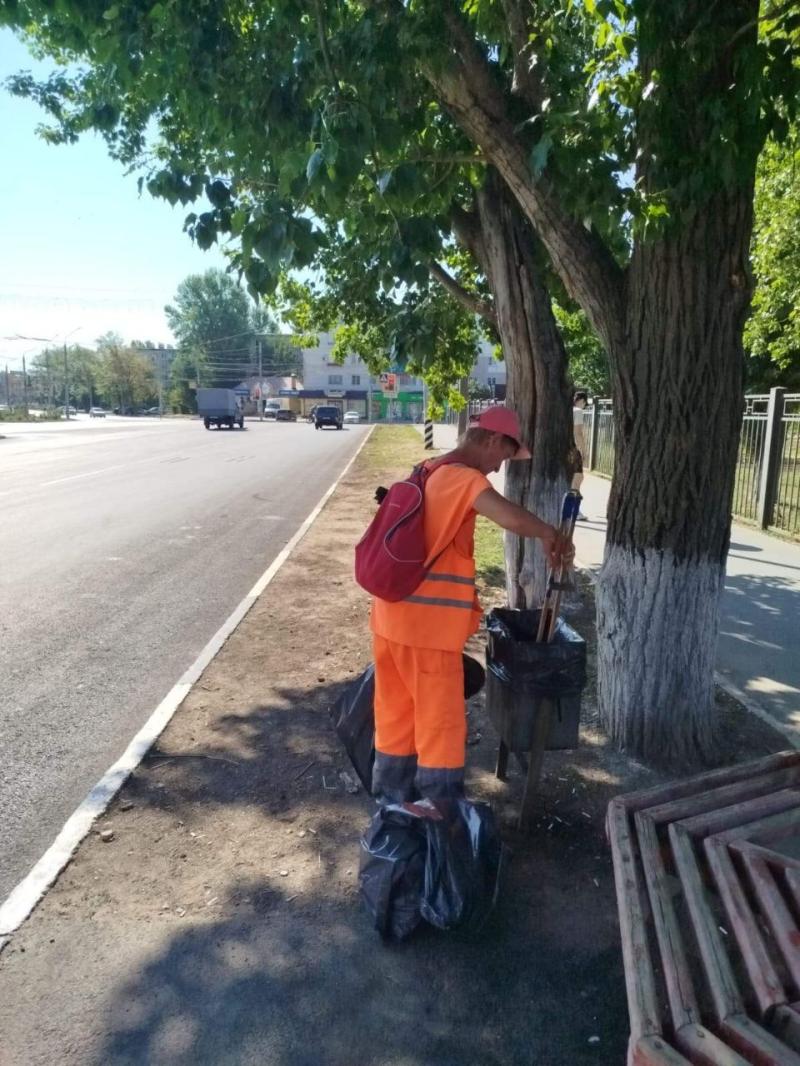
[
  {"xmin": 0, "ymin": 425, "xmax": 373, "ymax": 941},
  {"xmin": 39, "ymin": 464, "xmax": 127, "ymax": 487}
]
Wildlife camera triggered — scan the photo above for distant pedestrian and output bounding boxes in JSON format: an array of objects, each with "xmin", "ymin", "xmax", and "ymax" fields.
[
  {"xmin": 572, "ymin": 390, "xmax": 589, "ymax": 521},
  {"xmin": 369, "ymin": 406, "xmax": 573, "ymax": 803}
]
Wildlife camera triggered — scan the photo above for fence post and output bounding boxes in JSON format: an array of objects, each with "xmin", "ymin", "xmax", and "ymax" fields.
[
  {"xmin": 756, "ymin": 387, "xmax": 786, "ymax": 529},
  {"xmin": 588, "ymin": 399, "xmax": 600, "ymax": 472}
]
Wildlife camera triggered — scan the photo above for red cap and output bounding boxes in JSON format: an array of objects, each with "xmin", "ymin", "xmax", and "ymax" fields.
[{"xmin": 468, "ymin": 406, "xmax": 531, "ymax": 460}]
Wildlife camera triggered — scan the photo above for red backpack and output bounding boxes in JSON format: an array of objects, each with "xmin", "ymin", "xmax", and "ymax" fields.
[{"xmin": 355, "ymin": 458, "xmax": 457, "ymax": 602}]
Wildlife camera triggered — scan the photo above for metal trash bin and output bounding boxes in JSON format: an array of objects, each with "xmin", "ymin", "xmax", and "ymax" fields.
[{"xmin": 485, "ymin": 607, "xmax": 586, "ymax": 753}]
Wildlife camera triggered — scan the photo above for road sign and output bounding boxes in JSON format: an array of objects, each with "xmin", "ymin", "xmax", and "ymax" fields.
[{"xmin": 379, "ymin": 372, "xmax": 398, "ymax": 397}]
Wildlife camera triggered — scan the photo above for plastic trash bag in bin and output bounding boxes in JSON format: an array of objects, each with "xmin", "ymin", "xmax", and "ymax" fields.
[
  {"xmin": 330, "ymin": 657, "xmax": 487, "ymax": 796},
  {"xmin": 486, "ymin": 608, "xmax": 586, "ymax": 696},
  {"xmin": 359, "ymin": 798, "xmax": 505, "ymax": 941},
  {"xmin": 485, "ymin": 608, "xmax": 586, "ymax": 751}
]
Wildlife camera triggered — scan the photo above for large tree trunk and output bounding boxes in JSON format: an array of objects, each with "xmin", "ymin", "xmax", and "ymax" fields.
[
  {"xmin": 471, "ymin": 175, "xmax": 574, "ymax": 606},
  {"xmin": 597, "ymin": 189, "xmax": 754, "ymax": 762},
  {"xmin": 419, "ymin": 0, "xmax": 761, "ymax": 763}
]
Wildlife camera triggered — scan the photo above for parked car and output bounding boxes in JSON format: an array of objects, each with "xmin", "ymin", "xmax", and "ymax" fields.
[
  {"xmin": 62, "ymin": 405, "xmax": 78, "ymax": 416},
  {"xmin": 314, "ymin": 405, "xmax": 343, "ymax": 430},
  {"xmin": 263, "ymin": 403, "xmax": 281, "ymax": 420},
  {"xmin": 89, "ymin": 407, "xmax": 106, "ymax": 418},
  {"xmin": 143, "ymin": 406, "xmax": 162, "ymax": 416},
  {"xmin": 343, "ymin": 410, "xmax": 360, "ymax": 423},
  {"xmin": 276, "ymin": 408, "xmax": 297, "ymax": 422}
]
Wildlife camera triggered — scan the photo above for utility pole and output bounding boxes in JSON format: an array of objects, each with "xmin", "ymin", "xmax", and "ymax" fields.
[
  {"xmin": 158, "ymin": 351, "xmax": 164, "ymax": 417},
  {"xmin": 47, "ymin": 350, "xmax": 54, "ymax": 408},
  {"xmin": 258, "ymin": 338, "xmax": 263, "ymax": 421},
  {"xmin": 4, "ymin": 364, "xmax": 9, "ymax": 406},
  {"xmin": 22, "ymin": 355, "xmax": 29, "ymax": 412},
  {"xmin": 63, "ymin": 343, "xmax": 70, "ymax": 420}
]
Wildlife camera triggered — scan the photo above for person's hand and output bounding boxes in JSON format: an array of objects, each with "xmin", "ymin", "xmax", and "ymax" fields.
[{"xmin": 541, "ymin": 528, "xmax": 574, "ymax": 570}]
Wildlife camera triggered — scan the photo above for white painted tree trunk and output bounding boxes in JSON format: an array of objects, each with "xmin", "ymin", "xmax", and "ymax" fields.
[
  {"xmin": 470, "ymin": 174, "xmax": 574, "ymax": 605},
  {"xmin": 596, "ymin": 545, "xmax": 724, "ymax": 762},
  {"xmin": 505, "ymin": 469, "xmax": 569, "ymax": 608}
]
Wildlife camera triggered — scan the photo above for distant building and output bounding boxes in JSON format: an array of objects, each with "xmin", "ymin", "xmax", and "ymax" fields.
[
  {"xmin": 132, "ymin": 343, "xmax": 178, "ymax": 377},
  {"xmin": 471, "ymin": 342, "xmax": 506, "ymax": 396}
]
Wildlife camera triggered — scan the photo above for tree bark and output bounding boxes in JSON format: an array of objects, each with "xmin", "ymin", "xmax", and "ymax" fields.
[
  {"xmin": 412, "ymin": 0, "xmax": 762, "ymax": 762},
  {"xmin": 470, "ymin": 175, "xmax": 573, "ymax": 606},
  {"xmin": 597, "ymin": 187, "xmax": 754, "ymax": 762}
]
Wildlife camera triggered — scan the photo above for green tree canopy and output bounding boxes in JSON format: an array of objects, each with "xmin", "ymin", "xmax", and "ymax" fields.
[
  {"xmin": 96, "ymin": 331, "xmax": 157, "ymax": 411},
  {"xmin": 745, "ymin": 134, "xmax": 800, "ymax": 390},
  {"xmin": 165, "ymin": 269, "xmax": 262, "ymax": 389}
]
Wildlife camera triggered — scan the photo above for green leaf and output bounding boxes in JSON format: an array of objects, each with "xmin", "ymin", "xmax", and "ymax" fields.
[{"xmin": 206, "ymin": 180, "xmax": 230, "ymax": 208}]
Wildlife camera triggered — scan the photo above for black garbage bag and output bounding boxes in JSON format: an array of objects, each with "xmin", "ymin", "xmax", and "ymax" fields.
[
  {"xmin": 330, "ymin": 657, "xmax": 486, "ymax": 796},
  {"xmin": 329, "ymin": 664, "xmax": 375, "ymax": 793},
  {"xmin": 359, "ymin": 799, "xmax": 505, "ymax": 941},
  {"xmin": 359, "ymin": 804, "xmax": 427, "ymax": 942},
  {"xmin": 485, "ymin": 608, "xmax": 586, "ymax": 697},
  {"xmin": 420, "ymin": 798, "xmax": 505, "ymax": 932},
  {"xmin": 462, "ymin": 654, "xmax": 486, "ymax": 700}
]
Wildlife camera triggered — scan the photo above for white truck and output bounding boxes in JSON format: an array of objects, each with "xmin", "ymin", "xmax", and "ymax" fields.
[{"xmin": 197, "ymin": 388, "xmax": 245, "ymax": 430}]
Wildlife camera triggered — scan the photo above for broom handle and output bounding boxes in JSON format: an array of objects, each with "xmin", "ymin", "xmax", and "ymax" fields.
[{"xmin": 537, "ymin": 490, "xmax": 582, "ymax": 643}]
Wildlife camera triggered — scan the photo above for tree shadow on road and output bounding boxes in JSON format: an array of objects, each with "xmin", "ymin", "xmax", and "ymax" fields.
[{"xmin": 720, "ymin": 571, "xmax": 800, "ymax": 721}]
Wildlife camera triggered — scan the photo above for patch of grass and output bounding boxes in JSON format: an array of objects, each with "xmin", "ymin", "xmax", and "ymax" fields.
[
  {"xmin": 0, "ymin": 407, "xmax": 63, "ymax": 423},
  {"xmin": 360, "ymin": 424, "xmax": 430, "ymax": 474},
  {"xmin": 474, "ymin": 515, "xmax": 506, "ymax": 593}
]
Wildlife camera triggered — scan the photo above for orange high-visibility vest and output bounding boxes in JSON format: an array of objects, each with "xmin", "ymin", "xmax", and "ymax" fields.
[{"xmin": 370, "ymin": 463, "xmax": 490, "ymax": 651}]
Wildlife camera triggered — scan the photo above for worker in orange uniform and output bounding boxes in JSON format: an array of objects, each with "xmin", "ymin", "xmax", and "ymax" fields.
[{"xmin": 370, "ymin": 406, "xmax": 572, "ymax": 803}]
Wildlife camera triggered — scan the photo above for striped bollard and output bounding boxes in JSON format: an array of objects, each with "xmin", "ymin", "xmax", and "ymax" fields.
[{"xmin": 424, "ymin": 419, "xmax": 434, "ymax": 450}]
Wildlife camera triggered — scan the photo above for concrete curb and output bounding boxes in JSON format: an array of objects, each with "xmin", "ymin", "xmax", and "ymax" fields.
[{"xmin": 0, "ymin": 426, "xmax": 375, "ymax": 944}]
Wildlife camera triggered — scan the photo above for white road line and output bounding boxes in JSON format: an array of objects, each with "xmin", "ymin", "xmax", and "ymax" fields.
[
  {"xmin": 40, "ymin": 464, "xmax": 127, "ymax": 487},
  {"xmin": 0, "ymin": 426, "xmax": 373, "ymax": 940}
]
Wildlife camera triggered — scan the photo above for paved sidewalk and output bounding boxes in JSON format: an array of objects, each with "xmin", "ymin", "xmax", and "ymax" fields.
[{"xmin": 423, "ymin": 423, "xmax": 800, "ymax": 744}]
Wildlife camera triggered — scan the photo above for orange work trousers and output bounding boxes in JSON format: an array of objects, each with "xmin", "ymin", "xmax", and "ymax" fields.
[{"xmin": 372, "ymin": 635, "xmax": 466, "ymax": 800}]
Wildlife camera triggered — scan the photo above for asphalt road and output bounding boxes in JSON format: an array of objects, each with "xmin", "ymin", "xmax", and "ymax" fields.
[{"xmin": 0, "ymin": 414, "xmax": 368, "ymax": 902}]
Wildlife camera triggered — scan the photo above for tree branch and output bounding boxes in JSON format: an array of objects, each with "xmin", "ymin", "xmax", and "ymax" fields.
[
  {"xmin": 449, "ymin": 201, "xmax": 486, "ymax": 268},
  {"xmin": 499, "ymin": 0, "xmax": 545, "ymax": 112},
  {"xmin": 421, "ymin": 3, "xmax": 625, "ymax": 356},
  {"xmin": 313, "ymin": 0, "xmax": 339, "ymax": 89},
  {"xmin": 726, "ymin": 0, "xmax": 797, "ymax": 51},
  {"xmin": 428, "ymin": 261, "xmax": 497, "ymax": 325}
]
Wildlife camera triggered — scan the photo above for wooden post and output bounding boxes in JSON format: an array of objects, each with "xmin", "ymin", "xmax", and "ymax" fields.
[
  {"xmin": 518, "ymin": 701, "xmax": 552, "ymax": 831},
  {"xmin": 757, "ymin": 386, "xmax": 786, "ymax": 529}
]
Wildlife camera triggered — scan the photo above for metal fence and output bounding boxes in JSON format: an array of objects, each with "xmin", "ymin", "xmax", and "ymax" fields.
[
  {"xmin": 731, "ymin": 395, "xmax": 769, "ymax": 523},
  {"xmin": 584, "ymin": 390, "xmax": 800, "ymax": 540},
  {"xmin": 775, "ymin": 394, "xmax": 800, "ymax": 537},
  {"xmin": 590, "ymin": 398, "xmax": 614, "ymax": 478}
]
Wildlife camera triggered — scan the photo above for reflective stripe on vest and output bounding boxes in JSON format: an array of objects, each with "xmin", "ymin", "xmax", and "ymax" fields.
[
  {"xmin": 370, "ymin": 542, "xmax": 480, "ymax": 651},
  {"xmin": 403, "ymin": 571, "xmax": 475, "ymax": 609}
]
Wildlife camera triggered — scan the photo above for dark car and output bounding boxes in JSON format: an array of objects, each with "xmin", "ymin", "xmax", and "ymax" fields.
[
  {"xmin": 314, "ymin": 405, "xmax": 343, "ymax": 430},
  {"xmin": 276, "ymin": 408, "xmax": 297, "ymax": 422}
]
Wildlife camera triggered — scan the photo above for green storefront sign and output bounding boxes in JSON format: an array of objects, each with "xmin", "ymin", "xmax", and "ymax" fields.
[{"xmin": 372, "ymin": 390, "xmax": 423, "ymax": 421}]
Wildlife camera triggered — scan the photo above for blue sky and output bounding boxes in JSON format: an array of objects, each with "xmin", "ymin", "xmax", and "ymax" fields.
[{"xmin": 0, "ymin": 29, "xmax": 231, "ymax": 369}]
